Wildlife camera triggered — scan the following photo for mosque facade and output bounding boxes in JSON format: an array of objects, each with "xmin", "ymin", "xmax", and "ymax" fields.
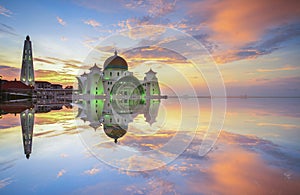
[{"xmin": 76, "ymin": 51, "xmax": 161, "ymax": 99}]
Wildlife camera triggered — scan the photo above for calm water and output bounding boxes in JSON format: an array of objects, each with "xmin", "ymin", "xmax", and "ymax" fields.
[{"xmin": 0, "ymin": 98, "xmax": 300, "ymax": 194}]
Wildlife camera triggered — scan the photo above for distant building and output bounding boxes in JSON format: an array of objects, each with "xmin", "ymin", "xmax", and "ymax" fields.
[
  {"xmin": 1, "ymin": 81, "xmax": 34, "ymax": 99},
  {"xmin": 50, "ymin": 84, "xmax": 63, "ymax": 89},
  {"xmin": 35, "ymin": 81, "xmax": 51, "ymax": 90}
]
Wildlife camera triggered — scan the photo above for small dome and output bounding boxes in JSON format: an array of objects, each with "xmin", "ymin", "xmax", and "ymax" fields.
[{"xmin": 103, "ymin": 51, "xmax": 128, "ymax": 70}]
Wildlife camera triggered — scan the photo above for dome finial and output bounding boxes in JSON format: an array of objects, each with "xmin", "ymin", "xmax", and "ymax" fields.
[{"xmin": 114, "ymin": 49, "xmax": 117, "ymax": 56}]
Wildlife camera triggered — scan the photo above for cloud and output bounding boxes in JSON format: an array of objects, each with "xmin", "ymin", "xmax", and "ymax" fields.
[
  {"xmin": 34, "ymin": 130, "xmax": 56, "ymax": 137},
  {"xmin": 34, "ymin": 58, "xmax": 55, "ymax": 64},
  {"xmin": 257, "ymin": 65, "xmax": 299, "ymax": 73},
  {"xmin": 61, "ymin": 36, "xmax": 68, "ymax": 41},
  {"xmin": 84, "ymin": 168, "xmax": 100, "ymax": 175},
  {"xmin": 0, "ymin": 23, "xmax": 17, "ymax": 36},
  {"xmin": 34, "ymin": 56, "xmax": 82, "ymax": 71},
  {"xmin": 0, "ymin": 5, "xmax": 12, "ymax": 17},
  {"xmin": 0, "ymin": 178, "xmax": 12, "ymax": 189},
  {"xmin": 188, "ymin": 0, "xmax": 300, "ymax": 46},
  {"xmin": 45, "ymin": 57, "xmax": 82, "ymax": 65},
  {"xmin": 56, "ymin": 169, "xmax": 66, "ymax": 178},
  {"xmin": 56, "ymin": 16, "xmax": 66, "ymax": 26},
  {"xmin": 199, "ymin": 147, "xmax": 300, "ymax": 194},
  {"xmin": 84, "ymin": 19, "xmax": 101, "ymax": 27},
  {"xmin": 122, "ymin": 46, "xmax": 187, "ymax": 66},
  {"xmin": 214, "ymin": 23, "xmax": 300, "ymax": 64},
  {"xmin": 257, "ymin": 122, "xmax": 297, "ymax": 129},
  {"xmin": 60, "ymin": 153, "xmax": 69, "ymax": 158},
  {"xmin": 74, "ymin": 0, "xmax": 124, "ymax": 13},
  {"xmin": 0, "ymin": 65, "xmax": 20, "ymax": 80},
  {"xmin": 115, "ymin": 129, "xmax": 300, "ymax": 194},
  {"xmin": 0, "ymin": 114, "xmax": 23, "ymax": 129},
  {"xmin": 124, "ymin": 0, "xmax": 177, "ymax": 17},
  {"xmin": 35, "ymin": 69, "xmax": 76, "ymax": 86},
  {"xmin": 75, "ymin": 0, "xmax": 176, "ymax": 16}
]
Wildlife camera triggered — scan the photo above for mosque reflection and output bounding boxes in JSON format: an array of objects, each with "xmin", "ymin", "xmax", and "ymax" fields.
[
  {"xmin": 0, "ymin": 96, "xmax": 161, "ymax": 159},
  {"xmin": 76, "ymin": 97, "xmax": 160, "ymax": 143},
  {"xmin": 0, "ymin": 99, "xmax": 72, "ymax": 159}
]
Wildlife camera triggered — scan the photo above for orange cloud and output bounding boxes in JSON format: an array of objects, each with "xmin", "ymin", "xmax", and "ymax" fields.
[
  {"xmin": 257, "ymin": 122, "xmax": 297, "ymax": 129},
  {"xmin": 187, "ymin": 145, "xmax": 300, "ymax": 194},
  {"xmin": 189, "ymin": 0, "xmax": 300, "ymax": 46},
  {"xmin": 56, "ymin": 169, "xmax": 66, "ymax": 178},
  {"xmin": 257, "ymin": 65, "xmax": 299, "ymax": 72},
  {"xmin": 0, "ymin": 65, "xmax": 19, "ymax": 81},
  {"xmin": 214, "ymin": 49, "xmax": 262, "ymax": 64},
  {"xmin": 35, "ymin": 69, "xmax": 76, "ymax": 87},
  {"xmin": 122, "ymin": 46, "xmax": 187, "ymax": 67},
  {"xmin": 34, "ymin": 58, "xmax": 55, "ymax": 64}
]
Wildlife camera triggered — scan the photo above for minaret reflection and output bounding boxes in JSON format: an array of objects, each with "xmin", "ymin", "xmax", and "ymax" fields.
[
  {"xmin": 76, "ymin": 98, "xmax": 161, "ymax": 143},
  {"xmin": 0, "ymin": 101, "xmax": 72, "ymax": 159},
  {"xmin": 20, "ymin": 108, "xmax": 35, "ymax": 159}
]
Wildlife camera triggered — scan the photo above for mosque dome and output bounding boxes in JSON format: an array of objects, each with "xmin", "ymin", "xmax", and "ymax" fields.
[
  {"xmin": 103, "ymin": 51, "xmax": 128, "ymax": 70},
  {"xmin": 104, "ymin": 124, "xmax": 127, "ymax": 143}
]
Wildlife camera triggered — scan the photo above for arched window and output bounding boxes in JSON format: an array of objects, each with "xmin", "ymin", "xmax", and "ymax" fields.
[{"xmin": 110, "ymin": 72, "xmax": 112, "ymax": 76}]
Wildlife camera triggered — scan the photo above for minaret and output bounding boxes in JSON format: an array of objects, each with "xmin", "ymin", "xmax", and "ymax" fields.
[
  {"xmin": 144, "ymin": 69, "xmax": 160, "ymax": 96},
  {"xmin": 20, "ymin": 108, "xmax": 35, "ymax": 159},
  {"xmin": 20, "ymin": 35, "xmax": 35, "ymax": 86}
]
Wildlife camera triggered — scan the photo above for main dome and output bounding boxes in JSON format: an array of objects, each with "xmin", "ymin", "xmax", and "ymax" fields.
[
  {"xmin": 104, "ymin": 124, "xmax": 127, "ymax": 143},
  {"xmin": 103, "ymin": 51, "xmax": 128, "ymax": 70}
]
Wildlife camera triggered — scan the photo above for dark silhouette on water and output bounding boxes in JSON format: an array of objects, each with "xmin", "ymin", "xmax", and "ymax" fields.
[
  {"xmin": 21, "ymin": 108, "xmax": 34, "ymax": 159},
  {"xmin": 0, "ymin": 100, "xmax": 72, "ymax": 159}
]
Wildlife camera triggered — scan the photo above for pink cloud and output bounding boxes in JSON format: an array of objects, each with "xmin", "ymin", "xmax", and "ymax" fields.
[
  {"xmin": 56, "ymin": 16, "xmax": 66, "ymax": 26},
  {"xmin": 84, "ymin": 168, "xmax": 100, "ymax": 175},
  {"xmin": 188, "ymin": 0, "xmax": 300, "ymax": 46},
  {"xmin": 84, "ymin": 19, "xmax": 101, "ymax": 27},
  {"xmin": 0, "ymin": 178, "xmax": 12, "ymax": 189},
  {"xmin": 0, "ymin": 5, "xmax": 12, "ymax": 17}
]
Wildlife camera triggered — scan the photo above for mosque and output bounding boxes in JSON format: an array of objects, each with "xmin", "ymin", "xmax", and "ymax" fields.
[
  {"xmin": 75, "ymin": 51, "xmax": 165, "ymax": 143},
  {"xmin": 76, "ymin": 51, "xmax": 161, "ymax": 99}
]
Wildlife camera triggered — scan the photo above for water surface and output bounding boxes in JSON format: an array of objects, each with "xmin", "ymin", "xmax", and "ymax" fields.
[{"xmin": 0, "ymin": 98, "xmax": 299, "ymax": 194}]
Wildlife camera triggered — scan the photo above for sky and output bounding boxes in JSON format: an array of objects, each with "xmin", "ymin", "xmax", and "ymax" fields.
[{"xmin": 0, "ymin": 0, "xmax": 300, "ymax": 96}]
